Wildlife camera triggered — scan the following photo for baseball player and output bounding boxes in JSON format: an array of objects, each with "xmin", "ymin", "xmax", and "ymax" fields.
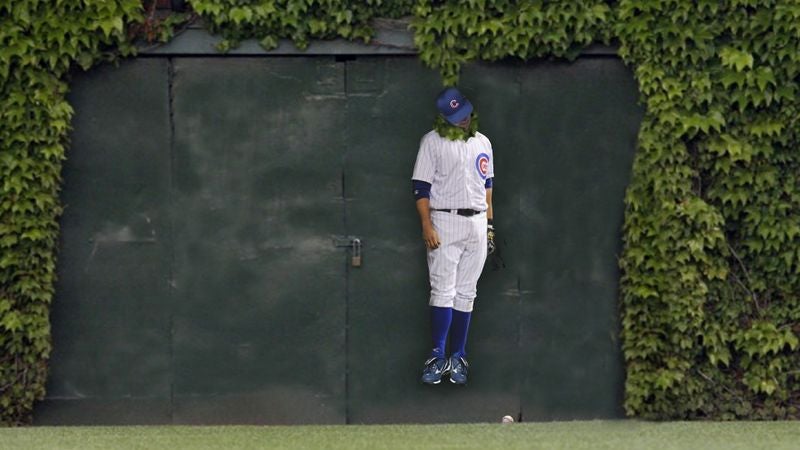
[{"xmin": 412, "ymin": 87, "xmax": 495, "ymax": 385}]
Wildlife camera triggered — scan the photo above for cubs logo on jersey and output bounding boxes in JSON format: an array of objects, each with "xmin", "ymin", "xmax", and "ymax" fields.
[{"xmin": 475, "ymin": 153, "xmax": 490, "ymax": 180}]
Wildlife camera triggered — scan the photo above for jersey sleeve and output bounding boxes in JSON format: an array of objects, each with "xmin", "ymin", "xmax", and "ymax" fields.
[
  {"xmin": 411, "ymin": 134, "xmax": 436, "ymax": 183},
  {"xmin": 484, "ymin": 135, "xmax": 495, "ymax": 179}
]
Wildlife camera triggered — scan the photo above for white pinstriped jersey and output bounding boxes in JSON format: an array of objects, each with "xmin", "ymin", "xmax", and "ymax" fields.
[{"xmin": 411, "ymin": 130, "xmax": 494, "ymax": 211}]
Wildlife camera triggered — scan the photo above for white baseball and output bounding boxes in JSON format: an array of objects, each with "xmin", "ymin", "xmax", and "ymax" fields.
[{"xmin": 502, "ymin": 415, "xmax": 514, "ymax": 423}]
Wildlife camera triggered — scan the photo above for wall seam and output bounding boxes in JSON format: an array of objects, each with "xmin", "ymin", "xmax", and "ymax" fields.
[
  {"xmin": 166, "ymin": 57, "xmax": 177, "ymax": 424},
  {"xmin": 342, "ymin": 57, "xmax": 351, "ymax": 424},
  {"xmin": 515, "ymin": 65, "xmax": 524, "ymax": 423}
]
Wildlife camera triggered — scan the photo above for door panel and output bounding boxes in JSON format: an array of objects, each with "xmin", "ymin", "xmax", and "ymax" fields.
[
  {"xmin": 170, "ymin": 58, "xmax": 347, "ymax": 424},
  {"xmin": 42, "ymin": 59, "xmax": 173, "ymax": 424},
  {"xmin": 515, "ymin": 58, "xmax": 642, "ymax": 419}
]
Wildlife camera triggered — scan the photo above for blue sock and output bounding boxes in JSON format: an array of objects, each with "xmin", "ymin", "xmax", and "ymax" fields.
[
  {"xmin": 449, "ymin": 309, "xmax": 472, "ymax": 358},
  {"xmin": 430, "ymin": 306, "xmax": 453, "ymax": 358}
]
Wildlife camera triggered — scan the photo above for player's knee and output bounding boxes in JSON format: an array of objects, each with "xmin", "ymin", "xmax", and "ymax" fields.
[
  {"xmin": 455, "ymin": 289, "xmax": 477, "ymax": 300},
  {"xmin": 453, "ymin": 297, "xmax": 474, "ymax": 312},
  {"xmin": 431, "ymin": 286, "xmax": 456, "ymax": 298}
]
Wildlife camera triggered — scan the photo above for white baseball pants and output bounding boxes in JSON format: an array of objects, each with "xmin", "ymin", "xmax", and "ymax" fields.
[{"xmin": 427, "ymin": 210, "xmax": 488, "ymax": 312}]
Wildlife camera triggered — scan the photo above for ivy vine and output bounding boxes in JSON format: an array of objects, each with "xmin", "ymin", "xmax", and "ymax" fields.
[
  {"xmin": 411, "ymin": 0, "xmax": 612, "ymax": 85},
  {"xmin": 615, "ymin": 0, "xmax": 800, "ymax": 419},
  {"xmin": 190, "ymin": 0, "xmax": 415, "ymax": 52},
  {"xmin": 0, "ymin": 0, "xmax": 142, "ymax": 425},
  {"xmin": 2, "ymin": 0, "xmax": 799, "ymax": 425}
]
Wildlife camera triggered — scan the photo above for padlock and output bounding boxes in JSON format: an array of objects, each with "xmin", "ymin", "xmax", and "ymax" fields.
[{"xmin": 351, "ymin": 238, "xmax": 362, "ymax": 268}]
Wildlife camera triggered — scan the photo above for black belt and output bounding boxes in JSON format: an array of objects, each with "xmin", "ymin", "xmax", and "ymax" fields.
[{"xmin": 434, "ymin": 208, "xmax": 484, "ymax": 217}]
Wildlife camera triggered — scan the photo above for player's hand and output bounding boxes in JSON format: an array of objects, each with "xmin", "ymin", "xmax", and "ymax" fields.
[
  {"xmin": 487, "ymin": 224, "xmax": 496, "ymax": 255},
  {"xmin": 422, "ymin": 225, "xmax": 440, "ymax": 250}
]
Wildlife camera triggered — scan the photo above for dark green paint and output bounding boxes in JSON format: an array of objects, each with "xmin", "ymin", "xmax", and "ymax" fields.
[
  {"xmin": 169, "ymin": 58, "xmax": 348, "ymax": 424},
  {"xmin": 41, "ymin": 54, "xmax": 641, "ymax": 424},
  {"xmin": 41, "ymin": 59, "xmax": 173, "ymax": 424},
  {"xmin": 512, "ymin": 58, "xmax": 642, "ymax": 419}
]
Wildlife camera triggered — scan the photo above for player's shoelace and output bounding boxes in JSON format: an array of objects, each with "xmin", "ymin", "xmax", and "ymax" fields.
[
  {"xmin": 425, "ymin": 357, "xmax": 448, "ymax": 374},
  {"xmin": 451, "ymin": 357, "xmax": 468, "ymax": 374}
]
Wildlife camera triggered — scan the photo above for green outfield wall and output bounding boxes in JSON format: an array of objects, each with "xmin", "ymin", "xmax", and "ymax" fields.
[{"xmin": 37, "ymin": 40, "xmax": 643, "ymax": 424}]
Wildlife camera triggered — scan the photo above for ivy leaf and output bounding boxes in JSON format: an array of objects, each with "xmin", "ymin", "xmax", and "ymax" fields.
[
  {"xmin": 259, "ymin": 35, "xmax": 278, "ymax": 50},
  {"xmin": 1, "ymin": 311, "xmax": 23, "ymax": 332},
  {"xmin": 76, "ymin": 52, "xmax": 94, "ymax": 70},
  {"xmin": 720, "ymin": 47, "xmax": 754, "ymax": 71},
  {"xmin": 98, "ymin": 16, "xmax": 124, "ymax": 37},
  {"xmin": 753, "ymin": 67, "xmax": 776, "ymax": 91},
  {"xmin": 720, "ymin": 71, "xmax": 746, "ymax": 89},
  {"xmin": 229, "ymin": 7, "xmax": 253, "ymax": 25}
]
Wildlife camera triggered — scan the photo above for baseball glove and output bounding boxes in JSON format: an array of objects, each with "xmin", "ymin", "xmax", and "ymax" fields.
[
  {"xmin": 487, "ymin": 224, "xmax": 506, "ymax": 270},
  {"xmin": 487, "ymin": 224, "xmax": 496, "ymax": 255}
]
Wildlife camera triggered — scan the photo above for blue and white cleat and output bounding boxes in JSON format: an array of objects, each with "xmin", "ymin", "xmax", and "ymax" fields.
[
  {"xmin": 448, "ymin": 355, "xmax": 469, "ymax": 385},
  {"xmin": 421, "ymin": 356, "xmax": 450, "ymax": 385}
]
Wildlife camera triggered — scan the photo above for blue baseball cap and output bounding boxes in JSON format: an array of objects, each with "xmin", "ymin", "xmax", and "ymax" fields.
[{"xmin": 436, "ymin": 87, "xmax": 473, "ymax": 125}]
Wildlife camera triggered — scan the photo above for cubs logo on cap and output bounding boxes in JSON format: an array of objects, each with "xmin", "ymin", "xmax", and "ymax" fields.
[{"xmin": 436, "ymin": 87, "xmax": 473, "ymax": 125}]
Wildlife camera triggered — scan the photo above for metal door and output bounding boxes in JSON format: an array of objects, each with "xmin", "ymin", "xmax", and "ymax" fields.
[
  {"xmin": 43, "ymin": 59, "xmax": 173, "ymax": 424},
  {"xmin": 169, "ymin": 58, "xmax": 348, "ymax": 424},
  {"xmin": 510, "ymin": 58, "xmax": 641, "ymax": 419}
]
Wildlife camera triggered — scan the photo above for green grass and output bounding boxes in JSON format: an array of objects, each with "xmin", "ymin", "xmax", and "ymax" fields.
[{"xmin": 2, "ymin": 421, "xmax": 800, "ymax": 450}]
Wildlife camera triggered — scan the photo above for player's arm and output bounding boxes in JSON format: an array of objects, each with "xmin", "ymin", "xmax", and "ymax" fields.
[
  {"xmin": 485, "ymin": 184, "xmax": 493, "ymax": 221},
  {"xmin": 413, "ymin": 180, "xmax": 440, "ymax": 250},
  {"xmin": 486, "ymin": 179, "xmax": 496, "ymax": 254}
]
